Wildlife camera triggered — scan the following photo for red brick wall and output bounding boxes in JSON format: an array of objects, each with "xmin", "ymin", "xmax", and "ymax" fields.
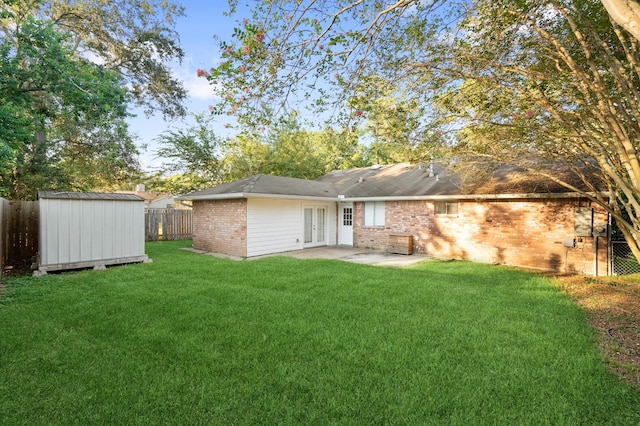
[
  {"xmin": 192, "ymin": 199, "xmax": 247, "ymax": 257},
  {"xmin": 354, "ymin": 198, "xmax": 609, "ymax": 275}
]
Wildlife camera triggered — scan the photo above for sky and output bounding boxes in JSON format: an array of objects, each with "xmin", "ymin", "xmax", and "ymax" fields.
[{"xmin": 128, "ymin": 0, "xmax": 249, "ymax": 171}]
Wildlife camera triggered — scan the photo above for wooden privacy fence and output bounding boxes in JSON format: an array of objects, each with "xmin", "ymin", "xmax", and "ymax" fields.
[
  {"xmin": 5, "ymin": 200, "xmax": 39, "ymax": 262},
  {"xmin": 0, "ymin": 198, "xmax": 8, "ymax": 276},
  {"xmin": 145, "ymin": 208, "xmax": 192, "ymax": 241}
]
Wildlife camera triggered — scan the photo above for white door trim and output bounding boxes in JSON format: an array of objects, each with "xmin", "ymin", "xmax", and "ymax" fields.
[
  {"xmin": 338, "ymin": 202, "xmax": 354, "ymax": 246},
  {"xmin": 303, "ymin": 205, "xmax": 328, "ymax": 247}
]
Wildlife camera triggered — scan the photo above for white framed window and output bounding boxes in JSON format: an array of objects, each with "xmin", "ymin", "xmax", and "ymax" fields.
[
  {"xmin": 343, "ymin": 207, "xmax": 353, "ymax": 226},
  {"xmin": 364, "ymin": 201, "xmax": 385, "ymax": 226},
  {"xmin": 435, "ymin": 201, "xmax": 458, "ymax": 216}
]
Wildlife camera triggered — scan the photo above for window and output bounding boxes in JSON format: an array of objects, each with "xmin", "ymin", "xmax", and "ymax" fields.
[
  {"xmin": 343, "ymin": 207, "xmax": 353, "ymax": 226},
  {"xmin": 435, "ymin": 201, "xmax": 458, "ymax": 216},
  {"xmin": 364, "ymin": 201, "xmax": 385, "ymax": 226}
]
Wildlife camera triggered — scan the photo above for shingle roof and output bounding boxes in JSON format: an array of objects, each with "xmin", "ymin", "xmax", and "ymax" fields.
[
  {"xmin": 317, "ymin": 163, "xmax": 461, "ymax": 197},
  {"xmin": 183, "ymin": 174, "xmax": 338, "ymax": 200},
  {"xmin": 38, "ymin": 190, "xmax": 144, "ymax": 201},
  {"xmin": 182, "ymin": 162, "xmax": 594, "ymax": 201},
  {"xmin": 329, "ymin": 162, "xmax": 589, "ymax": 196}
]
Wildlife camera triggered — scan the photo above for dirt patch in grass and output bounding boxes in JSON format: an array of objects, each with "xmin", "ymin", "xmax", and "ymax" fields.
[{"xmin": 554, "ymin": 274, "xmax": 640, "ymax": 391}]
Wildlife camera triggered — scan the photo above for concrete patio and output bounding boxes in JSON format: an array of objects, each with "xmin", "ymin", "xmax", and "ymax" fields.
[{"xmin": 185, "ymin": 246, "xmax": 430, "ymax": 268}]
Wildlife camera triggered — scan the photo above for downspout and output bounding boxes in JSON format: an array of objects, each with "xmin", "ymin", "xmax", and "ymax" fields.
[{"xmin": 593, "ymin": 236, "xmax": 598, "ymax": 277}]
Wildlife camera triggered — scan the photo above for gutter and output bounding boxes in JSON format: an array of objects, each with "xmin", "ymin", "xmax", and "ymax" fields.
[
  {"xmin": 339, "ymin": 192, "xmax": 608, "ymax": 202},
  {"xmin": 181, "ymin": 191, "xmax": 608, "ymax": 203}
]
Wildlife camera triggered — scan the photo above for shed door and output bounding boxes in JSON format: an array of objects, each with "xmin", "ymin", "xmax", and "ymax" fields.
[
  {"xmin": 339, "ymin": 203, "xmax": 353, "ymax": 246},
  {"xmin": 304, "ymin": 206, "xmax": 326, "ymax": 247}
]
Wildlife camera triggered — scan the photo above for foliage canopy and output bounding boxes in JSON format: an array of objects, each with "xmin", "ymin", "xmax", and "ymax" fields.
[{"xmin": 0, "ymin": 0, "xmax": 186, "ymax": 199}]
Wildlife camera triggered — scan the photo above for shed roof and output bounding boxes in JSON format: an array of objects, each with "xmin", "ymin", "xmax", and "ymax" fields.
[{"xmin": 38, "ymin": 190, "xmax": 144, "ymax": 201}]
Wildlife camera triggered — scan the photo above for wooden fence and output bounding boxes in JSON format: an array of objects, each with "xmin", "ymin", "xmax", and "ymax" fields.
[
  {"xmin": 7, "ymin": 201, "xmax": 39, "ymax": 261},
  {"xmin": 145, "ymin": 208, "xmax": 192, "ymax": 241},
  {"xmin": 0, "ymin": 198, "xmax": 8, "ymax": 277}
]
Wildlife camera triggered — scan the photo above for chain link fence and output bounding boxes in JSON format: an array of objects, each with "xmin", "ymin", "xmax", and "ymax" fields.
[{"xmin": 610, "ymin": 241, "xmax": 640, "ymax": 275}]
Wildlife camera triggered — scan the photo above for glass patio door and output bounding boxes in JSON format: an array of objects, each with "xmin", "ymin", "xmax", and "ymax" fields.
[{"xmin": 303, "ymin": 206, "xmax": 326, "ymax": 246}]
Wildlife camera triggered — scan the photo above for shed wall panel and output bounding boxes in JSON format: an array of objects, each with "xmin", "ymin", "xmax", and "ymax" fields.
[
  {"xmin": 90, "ymin": 202, "xmax": 104, "ymax": 260},
  {"xmin": 39, "ymin": 197, "xmax": 146, "ymax": 269}
]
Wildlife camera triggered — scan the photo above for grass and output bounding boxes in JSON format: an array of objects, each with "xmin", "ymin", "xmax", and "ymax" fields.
[
  {"xmin": 553, "ymin": 273, "xmax": 640, "ymax": 390},
  {"xmin": 1, "ymin": 240, "xmax": 639, "ymax": 425}
]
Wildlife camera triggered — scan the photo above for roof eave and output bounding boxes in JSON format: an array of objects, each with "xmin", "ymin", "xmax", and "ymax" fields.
[
  {"xmin": 182, "ymin": 190, "xmax": 609, "ymax": 202},
  {"xmin": 179, "ymin": 192, "xmax": 245, "ymax": 201},
  {"xmin": 180, "ymin": 192, "xmax": 337, "ymax": 202},
  {"xmin": 340, "ymin": 191, "xmax": 609, "ymax": 202}
]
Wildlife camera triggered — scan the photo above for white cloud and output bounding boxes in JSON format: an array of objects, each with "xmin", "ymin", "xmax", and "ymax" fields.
[
  {"xmin": 183, "ymin": 72, "xmax": 217, "ymax": 100},
  {"xmin": 171, "ymin": 55, "xmax": 221, "ymax": 100}
]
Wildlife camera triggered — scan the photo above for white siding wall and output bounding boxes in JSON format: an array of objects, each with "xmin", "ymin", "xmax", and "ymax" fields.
[
  {"xmin": 39, "ymin": 198, "xmax": 145, "ymax": 267},
  {"xmin": 246, "ymin": 198, "xmax": 337, "ymax": 257}
]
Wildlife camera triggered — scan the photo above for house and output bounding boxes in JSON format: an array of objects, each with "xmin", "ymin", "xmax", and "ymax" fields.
[
  {"xmin": 116, "ymin": 185, "xmax": 189, "ymax": 210},
  {"xmin": 181, "ymin": 163, "xmax": 610, "ymax": 275}
]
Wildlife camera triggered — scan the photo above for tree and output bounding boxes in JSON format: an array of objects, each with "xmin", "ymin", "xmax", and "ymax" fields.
[
  {"xmin": 601, "ymin": 0, "xmax": 640, "ymax": 41},
  {"xmin": 430, "ymin": 0, "xmax": 640, "ymax": 261},
  {"xmin": 154, "ymin": 113, "xmax": 226, "ymax": 192},
  {"xmin": 348, "ymin": 75, "xmax": 426, "ymax": 164},
  {"xmin": 1, "ymin": 0, "xmax": 187, "ymax": 118},
  {"xmin": 211, "ymin": 1, "xmax": 444, "ymax": 130},
  {"xmin": 1, "ymin": 0, "xmax": 186, "ymax": 199},
  {"xmin": 214, "ymin": 0, "xmax": 640, "ymax": 261},
  {"xmin": 257, "ymin": 113, "xmax": 363, "ymax": 179},
  {"xmin": 0, "ymin": 14, "xmax": 138, "ymax": 198},
  {"xmin": 155, "ymin": 111, "xmax": 368, "ymax": 188}
]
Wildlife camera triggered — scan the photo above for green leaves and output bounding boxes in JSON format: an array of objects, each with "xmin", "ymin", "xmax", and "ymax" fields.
[
  {"xmin": 0, "ymin": 15, "xmax": 138, "ymax": 198},
  {"xmin": 0, "ymin": 0, "xmax": 189, "ymax": 198}
]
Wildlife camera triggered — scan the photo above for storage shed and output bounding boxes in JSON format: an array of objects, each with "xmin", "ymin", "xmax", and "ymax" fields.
[{"xmin": 35, "ymin": 191, "xmax": 151, "ymax": 275}]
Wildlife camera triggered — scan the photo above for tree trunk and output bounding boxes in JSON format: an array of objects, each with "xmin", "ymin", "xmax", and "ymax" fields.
[{"xmin": 601, "ymin": 0, "xmax": 640, "ymax": 40}]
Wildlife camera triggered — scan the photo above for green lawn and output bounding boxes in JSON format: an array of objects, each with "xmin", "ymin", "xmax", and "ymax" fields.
[{"xmin": 1, "ymin": 240, "xmax": 639, "ymax": 425}]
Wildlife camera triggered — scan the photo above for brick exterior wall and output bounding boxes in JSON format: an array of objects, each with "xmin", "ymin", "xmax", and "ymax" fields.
[
  {"xmin": 192, "ymin": 199, "xmax": 247, "ymax": 258},
  {"xmin": 354, "ymin": 199, "xmax": 609, "ymax": 275}
]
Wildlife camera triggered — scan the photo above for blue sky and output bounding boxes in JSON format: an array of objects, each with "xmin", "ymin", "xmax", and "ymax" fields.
[{"xmin": 129, "ymin": 0, "xmax": 249, "ymax": 171}]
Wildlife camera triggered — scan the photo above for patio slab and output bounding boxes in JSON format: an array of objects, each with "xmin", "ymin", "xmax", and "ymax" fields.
[
  {"xmin": 276, "ymin": 246, "xmax": 430, "ymax": 267},
  {"xmin": 185, "ymin": 246, "xmax": 429, "ymax": 267}
]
